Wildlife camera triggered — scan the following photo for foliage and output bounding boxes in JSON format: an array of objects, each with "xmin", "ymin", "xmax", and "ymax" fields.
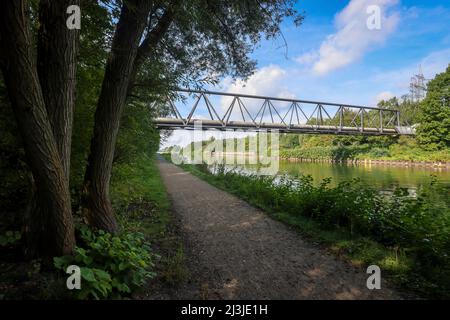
[
  {"xmin": 54, "ymin": 153, "xmax": 177, "ymax": 300},
  {"xmin": 179, "ymin": 162, "xmax": 450, "ymax": 298},
  {"xmin": 279, "ymin": 134, "xmax": 450, "ymax": 162},
  {"xmin": 70, "ymin": 2, "xmax": 112, "ymax": 199},
  {"xmin": 378, "ymin": 96, "xmax": 421, "ymax": 125},
  {"xmin": 0, "ymin": 78, "xmax": 29, "ymax": 230},
  {"xmin": 132, "ymin": 0, "xmax": 304, "ymax": 97},
  {"xmin": 54, "ymin": 225, "xmax": 156, "ymax": 299},
  {"xmin": 112, "ymin": 155, "xmax": 188, "ymax": 289},
  {"xmin": 0, "ymin": 230, "xmax": 21, "ymax": 247},
  {"xmin": 417, "ymin": 64, "xmax": 450, "ymax": 150},
  {"xmin": 114, "ymin": 102, "xmax": 160, "ymax": 165}
]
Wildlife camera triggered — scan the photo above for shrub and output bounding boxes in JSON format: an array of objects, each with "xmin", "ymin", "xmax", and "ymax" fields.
[
  {"xmin": 54, "ymin": 225, "xmax": 156, "ymax": 299},
  {"xmin": 0, "ymin": 230, "xmax": 21, "ymax": 247}
]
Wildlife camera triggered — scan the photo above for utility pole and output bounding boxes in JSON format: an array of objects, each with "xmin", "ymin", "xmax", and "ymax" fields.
[{"xmin": 409, "ymin": 65, "xmax": 428, "ymax": 102}]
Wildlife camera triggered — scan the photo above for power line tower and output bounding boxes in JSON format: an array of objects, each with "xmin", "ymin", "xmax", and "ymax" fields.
[{"xmin": 409, "ymin": 65, "xmax": 428, "ymax": 102}]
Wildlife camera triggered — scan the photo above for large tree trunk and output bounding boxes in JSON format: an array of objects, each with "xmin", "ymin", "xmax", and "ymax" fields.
[
  {"xmin": 82, "ymin": 0, "xmax": 152, "ymax": 232},
  {"xmin": 37, "ymin": 0, "xmax": 80, "ymax": 179},
  {"xmin": 0, "ymin": 0, "xmax": 75, "ymax": 257},
  {"xmin": 24, "ymin": 0, "xmax": 80, "ymax": 257}
]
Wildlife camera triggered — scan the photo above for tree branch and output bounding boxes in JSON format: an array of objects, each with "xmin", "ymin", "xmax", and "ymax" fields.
[{"xmin": 127, "ymin": 0, "xmax": 180, "ymax": 95}]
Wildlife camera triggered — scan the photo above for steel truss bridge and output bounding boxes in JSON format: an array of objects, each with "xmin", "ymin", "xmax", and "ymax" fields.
[{"xmin": 154, "ymin": 89, "xmax": 415, "ymax": 136}]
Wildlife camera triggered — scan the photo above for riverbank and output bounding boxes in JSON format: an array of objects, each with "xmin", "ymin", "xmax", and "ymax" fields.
[
  {"xmin": 281, "ymin": 157, "xmax": 450, "ymax": 169},
  {"xmin": 164, "ymin": 156, "xmax": 450, "ymax": 299},
  {"xmin": 279, "ymin": 134, "xmax": 450, "ymax": 165}
]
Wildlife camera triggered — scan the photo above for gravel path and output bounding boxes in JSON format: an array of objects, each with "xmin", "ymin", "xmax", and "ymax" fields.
[{"xmin": 157, "ymin": 158, "xmax": 400, "ymax": 300}]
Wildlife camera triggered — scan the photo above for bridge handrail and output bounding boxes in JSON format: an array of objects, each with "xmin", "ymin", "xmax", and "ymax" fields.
[{"xmin": 174, "ymin": 88, "xmax": 399, "ymax": 112}]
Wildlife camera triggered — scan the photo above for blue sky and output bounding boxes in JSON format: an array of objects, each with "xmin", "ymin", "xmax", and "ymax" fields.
[{"xmin": 163, "ymin": 0, "xmax": 450, "ymax": 148}]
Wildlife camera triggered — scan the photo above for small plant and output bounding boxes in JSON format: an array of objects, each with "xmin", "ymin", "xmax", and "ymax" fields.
[
  {"xmin": 0, "ymin": 230, "xmax": 21, "ymax": 247},
  {"xmin": 54, "ymin": 225, "xmax": 156, "ymax": 299}
]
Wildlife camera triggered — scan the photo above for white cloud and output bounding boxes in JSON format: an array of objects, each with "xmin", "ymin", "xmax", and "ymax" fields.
[
  {"xmin": 376, "ymin": 91, "xmax": 395, "ymax": 102},
  {"xmin": 294, "ymin": 51, "xmax": 319, "ymax": 65},
  {"xmin": 218, "ymin": 65, "xmax": 295, "ymax": 114},
  {"xmin": 221, "ymin": 65, "xmax": 292, "ymax": 97},
  {"xmin": 296, "ymin": 0, "xmax": 400, "ymax": 75}
]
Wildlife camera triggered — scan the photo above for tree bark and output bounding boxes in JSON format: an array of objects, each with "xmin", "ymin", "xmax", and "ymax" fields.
[
  {"xmin": 127, "ymin": 3, "xmax": 177, "ymax": 96},
  {"xmin": 37, "ymin": 0, "xmax": 80, "ymax": 179},
  {"xmin": 0, "ymin": 0, "xmax": 75, "ymax": 257},
  {"xmin": 82, "ymin": 0, "xmax": 152, "ymax": 232},
  {"xmin": 25, "ymin": 0, "xmax": 80, "ymax": 257}
]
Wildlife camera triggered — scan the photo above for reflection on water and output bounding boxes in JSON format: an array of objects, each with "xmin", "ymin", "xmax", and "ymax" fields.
[
  {"xmin": 206, "ymin": 158, "xmax": 450, "ymax": 197},
  {"xmin": 278, "ymin": 161, "xmax": 450, "ymax": 190}
]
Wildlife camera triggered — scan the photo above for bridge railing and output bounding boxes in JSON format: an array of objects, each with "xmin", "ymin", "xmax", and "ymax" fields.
[{"xmin": 153, "ymin": 89, "xmax": 411, "ymax": 135}]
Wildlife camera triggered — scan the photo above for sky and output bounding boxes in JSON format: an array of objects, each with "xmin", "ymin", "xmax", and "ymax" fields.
[{"xmin": 162, "ymin": 0, "xmax": 450, "ymax": 149}]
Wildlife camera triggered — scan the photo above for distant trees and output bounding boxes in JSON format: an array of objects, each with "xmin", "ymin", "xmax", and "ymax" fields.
[
  {"xmin": 416, "ymin": 65, "xmax": 450, "ymax": 150},
  {"xmin": 377, "ymin": 96, "xmax": 421, "ymax": 125},
  {"xmin": 280, "ymin": 134, "xmax": 300, "ymax": 149}
]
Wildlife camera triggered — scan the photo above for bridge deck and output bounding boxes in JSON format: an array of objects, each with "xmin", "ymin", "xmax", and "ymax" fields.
[
  {"xmin": 154, "ymin": 118, "xmax": 409, "ymax": 135},
  {"xmin": 153, "ymin": 89, "xmax": 415, "ymax": 136}
]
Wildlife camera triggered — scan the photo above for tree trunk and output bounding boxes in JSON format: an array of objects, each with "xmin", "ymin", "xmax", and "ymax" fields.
[
  {"xmin": 24, "ymin": 0, "xmax": 80, "ymax": 257},
  {"xmin": 0, "ymin": 0, "xmax": 75, "ymax": 257},
  {"xmin": 37, "ymin": 0, "xmax": 80, "ymax": 179},
  {"xmin": 127, "ymin": 3, "xmax": 177, "ymax": 96},
  {"xmin": 82, "ymin": 0, "xmax": 152, "ymax": 232}
]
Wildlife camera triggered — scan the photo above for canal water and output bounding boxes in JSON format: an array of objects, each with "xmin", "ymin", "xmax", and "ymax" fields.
[
  {"xmin": 277, "ymin": 160, "xmax": 450, "ymax": 190},
  {"xmin": 204, "ymin": 158, "xmax": 450, "ymax": 200}
]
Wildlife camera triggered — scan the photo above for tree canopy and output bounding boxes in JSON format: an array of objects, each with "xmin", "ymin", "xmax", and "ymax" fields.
[{"xmin": 417, "ymin": 64, "xmax": 450, "ymax": 150}]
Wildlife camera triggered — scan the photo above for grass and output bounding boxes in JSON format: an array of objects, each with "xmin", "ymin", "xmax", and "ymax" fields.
[
  {"xmin": 111, "ymin": 154, "xmax": 172, "ymax": 239},
  {"xmin": 111, "ymin": 155, "xmax": 188, "ymax": 293},
  {"xmin": 165, "ymin": 156, "xmax": 450, "ymax": 299}
]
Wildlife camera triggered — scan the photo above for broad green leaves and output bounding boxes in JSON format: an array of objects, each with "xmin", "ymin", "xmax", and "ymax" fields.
[{"xmin": 54, "ymin": 225, "xmax": 155, "ymax": 299}]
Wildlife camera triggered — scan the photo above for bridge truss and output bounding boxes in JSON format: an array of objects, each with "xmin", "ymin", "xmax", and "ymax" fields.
[{"xmin": 154, "ymin": 89, "xmax": 415, "ymax": 136}]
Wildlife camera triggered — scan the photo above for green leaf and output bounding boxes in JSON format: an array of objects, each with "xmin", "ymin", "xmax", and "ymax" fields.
[
  {"xmin": 53, "ymin": 256, "xmax": 71, "ymax": 269},
  {"xmin": 118, "ymin": 262, "xmax": 128, "ymax": 271},
  {"xmin": 94, "ymin": 269, "xmax": 111, "ymax": 281},
  {"xmin": 81, "ymin": 268, "xmax": 96, "ymax": 282}
]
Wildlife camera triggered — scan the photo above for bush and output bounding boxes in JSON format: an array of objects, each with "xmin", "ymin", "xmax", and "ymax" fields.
[
  {"xmin": 54, "ymin": 225, "xmax": 156, "ymax": 299},
  {"xmin": 368, "ymin": 147, "xmax": 390, "ymax": 158},
  {"xmin": 0, "ymin": 230, "xmax": 21, "ymax": 247}
]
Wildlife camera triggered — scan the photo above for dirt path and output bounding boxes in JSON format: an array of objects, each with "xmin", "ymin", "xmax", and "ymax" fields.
[{"xmin": 156, "ymin": 158, "xmax": 400, "ymax": 299}]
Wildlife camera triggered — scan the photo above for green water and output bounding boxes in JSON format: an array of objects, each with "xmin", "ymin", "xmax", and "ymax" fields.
[
  {"xmin": 210, "ymin": 158, "xmax": 450, "ymax": 195},
  {"xmin": 278, "ymin": 161, "xmax": 450, "ymax": 191}
]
